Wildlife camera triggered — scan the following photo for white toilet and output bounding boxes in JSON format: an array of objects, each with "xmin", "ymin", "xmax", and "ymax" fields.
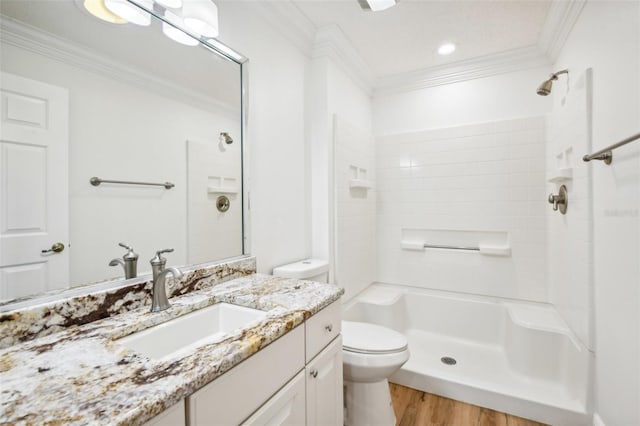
[{"xmin": 272, "ymin": 259, "xmax": 410, "ymax": 426}]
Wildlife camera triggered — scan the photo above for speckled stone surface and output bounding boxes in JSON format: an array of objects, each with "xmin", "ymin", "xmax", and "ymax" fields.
[
  {"xmin": 0, "ymin": 273, "xmax": 344, "ymax": 425},
  {"xmin": 0, "ymin": 256, "xmax": 257, "ymax": 349}
]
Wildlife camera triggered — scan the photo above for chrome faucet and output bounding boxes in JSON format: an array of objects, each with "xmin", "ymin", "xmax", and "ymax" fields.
[
  {"xmin": 109, "ymin": 242, "xmax": 139, "ymax": 279},
  {"xmin": 150, "ymin": 248, "xmax": 184, "ymax": 312}
]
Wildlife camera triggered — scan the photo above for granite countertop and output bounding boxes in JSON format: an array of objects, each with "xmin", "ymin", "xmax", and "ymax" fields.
[{"xmin": 0, "ymin": 274, "xmax": 344, "ymax": 425}]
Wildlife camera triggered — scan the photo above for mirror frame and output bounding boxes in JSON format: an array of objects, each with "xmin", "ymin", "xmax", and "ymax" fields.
[{"xmin": 0, "ymin": 1, "xmax": 251, "ymax": 311}]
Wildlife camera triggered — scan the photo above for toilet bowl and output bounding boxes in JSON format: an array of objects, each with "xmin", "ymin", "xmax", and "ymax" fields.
[
  {"xmin": 272, "ymin": 259, "xmax": 410, "ymax": 426},
  {"xmin": 342, "ymin": 321, "xmax": 409, "ymax": 426}
]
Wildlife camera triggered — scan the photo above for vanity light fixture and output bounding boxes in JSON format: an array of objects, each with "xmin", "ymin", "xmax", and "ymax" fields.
[
  {"xmin": 85, "ymin": 0, "xmax": 221, "ymax": 47},
  {"xmin": 162, "ymin": 9, "xmax": 200, "ymax": 46},
  {"xmin": 104, "ymin": 0, "xmax": 152, "ymax": 26},
  {"xmin": 437, "ymin": 42, "xmax": 456, "ymax": 56},
  {"xmin": 155, "ymin": 0, "xmax": 183, "ymax": 9},
  {"xmin": 82, "ymin": 0, "xmax": 128, "ymax": 24},
  {"xmin": 357, "ymin": 0, "xmax": 398, "ymax": 12},
  {"xmin": 182, "ymin": 0, "xmax": 219, "ymax": 38}
]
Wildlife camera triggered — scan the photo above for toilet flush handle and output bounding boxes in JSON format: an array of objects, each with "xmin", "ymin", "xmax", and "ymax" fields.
[
  {"xmin": 325, "ymin": 324, "xmax": 333, "ymax": 332},
  {"xmin": 310, "ymin": 370, "xmax": 318, "ymax": 378}
]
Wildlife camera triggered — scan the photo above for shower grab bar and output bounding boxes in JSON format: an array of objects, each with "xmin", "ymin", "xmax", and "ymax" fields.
[
  {"xmin": 424, "ymin": 244, "xmax": 480, "ymax": 251},
  {"xmin": 583, "ymin": 132, "xmax": 640, "ymax": 165},
  {"xmin": 401, "ymin": 241, "xmax": 511, "ymax": 256},
  {"xmin": 90, "ymin": 177, "xmax": 175, "ymax": 189}
]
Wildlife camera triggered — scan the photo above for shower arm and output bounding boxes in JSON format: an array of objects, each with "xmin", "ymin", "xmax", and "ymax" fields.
[{"xmin": 550, "ymin": 69, "xmax": 569, "ymax": 80}]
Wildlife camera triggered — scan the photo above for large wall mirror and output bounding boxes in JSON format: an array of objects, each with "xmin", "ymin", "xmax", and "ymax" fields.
[{"xmin": 0, "ymin": 0, "xmax": 248, "ymax": 305}]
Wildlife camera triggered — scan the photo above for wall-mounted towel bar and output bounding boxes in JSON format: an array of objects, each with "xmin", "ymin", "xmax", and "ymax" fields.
[
  {"xmin": 583, "ymin": 132, "xmax": 640, "ymax": 165},
  {"xmin": 90, "ymin": 177, "xmax": 175, "ymax": 189}
]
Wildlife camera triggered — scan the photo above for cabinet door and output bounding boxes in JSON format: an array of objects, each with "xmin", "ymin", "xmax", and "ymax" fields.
[
  {"xmin": 306, "ymin": 336, "xmax": 343, "ymax": 426},
  {"xmin": 143, "ymin": 400, "xmax": 185, "ymax": 426},
  {"xmin": 243, "ymin": 371, "xmax": 306, "ymax": 426}
]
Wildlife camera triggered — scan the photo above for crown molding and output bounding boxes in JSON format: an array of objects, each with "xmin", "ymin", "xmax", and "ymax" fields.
[
  {"xmin": 374, "ymin": 46, "xmax": 551, "ymax": 96},
  {"xmin": 252, "ymin": 2, "xmax": 374, "ymax": 95},
  {"xmin": 312, "ymin": 25, "xmax": 375, "ymax": 96},
  {"xmin": 0, "ymin": 15, "xmax": 237, "ymax": 118},
  {"xmin": 538, "ymin": 0, "xmax": 587, "ymax": 63},
  {"xmin": 254, "ymin": 0, "xmax": 583, "ymax": 98},
  {"xmin": 251, "ymin": 0, "xmax": 316, "ymax": 58}
]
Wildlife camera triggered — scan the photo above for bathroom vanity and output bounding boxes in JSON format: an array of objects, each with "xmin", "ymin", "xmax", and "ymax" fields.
[{"xmin": 0, "ymin": 257, "xmax": 344, "ymax": 425}]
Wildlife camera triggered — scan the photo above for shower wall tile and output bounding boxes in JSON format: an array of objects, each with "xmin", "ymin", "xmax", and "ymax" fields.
[
  {"xmin": 546, "ymin": 68, "xmax": 594, "ymax": 350},
  {"xmin": 376, "ymin": 116, "xmax": 548, "ymax": 302}
]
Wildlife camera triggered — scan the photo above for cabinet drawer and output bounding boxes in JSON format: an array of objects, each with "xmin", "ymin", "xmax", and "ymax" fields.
[
  {"xmin": 188, "ymin": 326, "xmax": 304, "ymax": 426},
  {"xmin": 305, "ymin": 300, "xmax": 341, "ymax": 363}
]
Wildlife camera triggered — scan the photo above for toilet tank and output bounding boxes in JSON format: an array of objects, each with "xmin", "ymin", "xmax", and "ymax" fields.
[{"xmin": 272, "ymin": 259, "xmax": 329, "ymax": 283}]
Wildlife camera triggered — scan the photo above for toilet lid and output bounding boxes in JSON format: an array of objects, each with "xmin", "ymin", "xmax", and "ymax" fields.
[{"xmin": 342, "ymin": 321, "xmax": 408, "ymax": 354}]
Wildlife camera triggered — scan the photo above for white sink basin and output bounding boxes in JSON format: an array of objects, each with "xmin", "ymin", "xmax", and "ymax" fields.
[{"xmin": 117, "ymin": 303, "xmax": 267, "ymax": 360}]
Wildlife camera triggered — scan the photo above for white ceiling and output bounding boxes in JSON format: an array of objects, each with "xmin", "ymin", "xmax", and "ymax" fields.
[{"xmin": 290, "ymin": 0, "xmax": 552, "ymax": 78}]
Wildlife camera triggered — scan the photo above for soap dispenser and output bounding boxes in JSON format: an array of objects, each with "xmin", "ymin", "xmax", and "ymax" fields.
[{"xmin": 109, "ymin": 242, "xmax": 139, "ymax": 279}]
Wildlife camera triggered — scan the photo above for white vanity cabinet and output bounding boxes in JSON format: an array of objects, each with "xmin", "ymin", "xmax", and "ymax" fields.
[
  {"xmin": 242, "ymin": 337, "xmax": 343, "ymax": 426},
  {"xmin": 144, "ymin": 401, "xmax": 186, "ymax": 426},
  {"xmin": 188, "ymin": 326, "xmax": 305, "ymax": 426},
  {"xmin": 149, "ymin": 300, "xmax": 342, "ymax": 426}
]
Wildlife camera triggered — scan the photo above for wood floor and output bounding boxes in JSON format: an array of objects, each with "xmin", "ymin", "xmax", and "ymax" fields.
[{"xmin": 389, "ymin": 383, "xmax": 548, "ymax": 426}]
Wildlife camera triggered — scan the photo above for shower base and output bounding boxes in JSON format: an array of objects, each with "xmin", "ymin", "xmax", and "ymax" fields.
[{"xmin": 343, "ymin": 283, "xmax": 590, "ymax": 425}]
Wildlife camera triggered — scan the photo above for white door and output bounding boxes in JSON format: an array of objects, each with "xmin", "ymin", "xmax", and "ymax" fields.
[
  {"xmin": 306, "ymin": 336, "xmax": 344, "ymax": 426},
  {"xmin": 0, "ymin": 71, "xmax": 69, "ymax": 301}
]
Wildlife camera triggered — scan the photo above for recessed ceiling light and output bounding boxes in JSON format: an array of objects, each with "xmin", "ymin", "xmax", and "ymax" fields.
[{"xmin": 438, "ymin": 43, "xmax": 456, "ymax": 56}]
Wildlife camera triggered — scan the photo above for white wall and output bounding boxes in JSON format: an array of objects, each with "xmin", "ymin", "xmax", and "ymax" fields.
[
  {"xmin": 553, "ymin": 2, "xmax": 640, "ymax": 424},
  {"xmin": 326, "ymin": 62, "xmax": 373, "ymax": 132},
  {"xmin": 334, "ymin": 116, "xmax": 376, "ymax": 302},
  {"xmin": 216, "ymin": 3, "xmax": 313, "ymax": 274},
  {"xmin": 309, "ymin": 54, "xmax": 374, "ymax": 297},
  {"xmin": 373, "ymin": 66, "xmax": 551, "ymax": 136}
]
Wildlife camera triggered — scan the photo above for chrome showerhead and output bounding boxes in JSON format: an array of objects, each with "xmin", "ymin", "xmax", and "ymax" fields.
[{"xmin": 536, "ymin": 69, "xmax": 568, "ymax": 96}]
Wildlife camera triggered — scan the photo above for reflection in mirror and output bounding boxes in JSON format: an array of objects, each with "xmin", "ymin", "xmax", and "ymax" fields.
[{"xmin": 0, "ymin": 0, "xmax": 247, "ymax": 305}]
